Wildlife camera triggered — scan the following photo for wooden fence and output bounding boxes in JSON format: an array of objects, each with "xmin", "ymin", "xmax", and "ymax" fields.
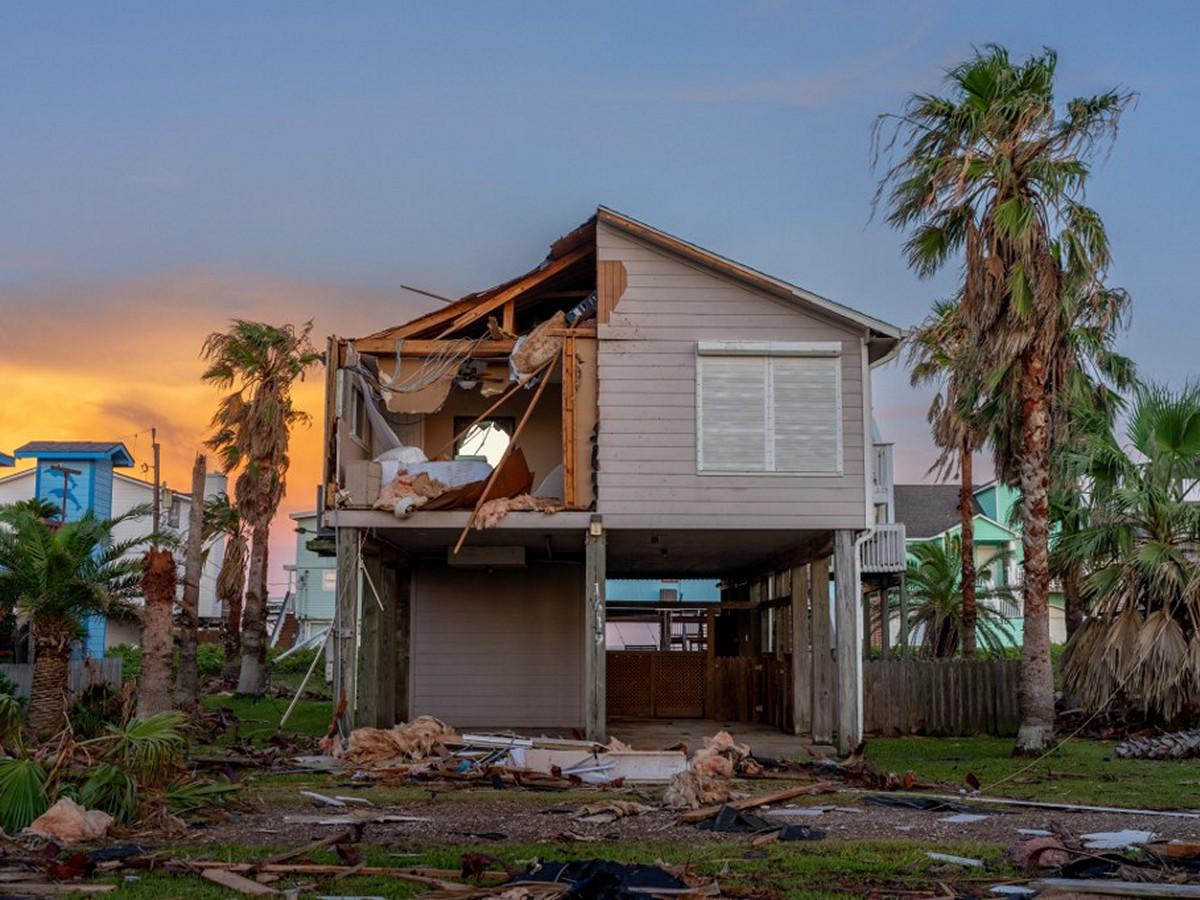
[
  {"xmin": 0, "ymin": 658, "xmax": 123, "ymax": 700},
  {"xmin": 863, "ymin": 658, "xmax": 1021, "ymax": 737}
]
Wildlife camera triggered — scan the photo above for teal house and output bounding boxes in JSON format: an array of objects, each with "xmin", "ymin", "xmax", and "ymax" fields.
[
  {"xmin": 893, "ymin": 480, "xmax": 1066, "ymax": 646},
  {"xmin": 285, "ymin": 511, "xmax": 336, "ymax": 642}
]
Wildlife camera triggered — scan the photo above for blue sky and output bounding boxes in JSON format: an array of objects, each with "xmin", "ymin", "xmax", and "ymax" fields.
[{"xmin": 1, "ymin": 1, "xmax": 1197, "ymax": 577}]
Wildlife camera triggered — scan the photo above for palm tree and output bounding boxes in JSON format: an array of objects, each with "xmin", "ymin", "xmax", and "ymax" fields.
[
  {"xmin": 201, "ymin": 321, "xmax": 319, "ymax": 694},
  {"xmin": 1058, "ymin": 383, "xmax": 1200, "ymax": 723},
  {"xmin": 203, "ymin": 493, "xmax": 247, "ymax": 685},
  {"xmin": 889, "ymin": 539, "xmax": 1016, "ymax": 658},
  {"xmin": 875, "ymin": 45, "xmax": 1133, "ymax": 751},
  {"xmin": 0, "ymin": 507, "xmax": 151, "ymax": 737},
  {"xmin": 908, "ymin": 298, "xmax": 983, "ymax": 657}
]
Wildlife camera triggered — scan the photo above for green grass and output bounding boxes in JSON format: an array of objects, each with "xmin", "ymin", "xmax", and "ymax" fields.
[
  {"xmin": 201, "ymin": 694, "xmax": 331, "ymax": 745},
  {"xmin": 103, "ymin": 838, "xmax": 1016, "ymax": 900},
  {"xmin": 867, "ymin": 736, "xmax": 1200, "ymax": 809}
]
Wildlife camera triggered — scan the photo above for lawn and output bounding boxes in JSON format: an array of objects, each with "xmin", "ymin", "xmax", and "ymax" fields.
[
  {"xmin": 107, "ymin": 838, "xmax": 1017, "ymax": 900},
  {"xmin": 866, "ymin": 735, "xmax": 1200, "ymax": 810},
  {"xmin": 198, "ymin": 696, "xmax": 1199, "ymax": 811}
]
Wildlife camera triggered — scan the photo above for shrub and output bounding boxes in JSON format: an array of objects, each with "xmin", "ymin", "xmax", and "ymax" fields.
[
  {"xmin": 0, "ymin": 669, "xmax": 22, "ymax": 699},
  {"xmin": 108, "ymin": 644, "xmax": 142, "ymax": 681},
  {"xmin": 268, "ymin": 645, "xmax": 321, "ymax": 674},
  {"xmin": 197, "ymin": 643, "xmax": 224, "ymax": 679}
]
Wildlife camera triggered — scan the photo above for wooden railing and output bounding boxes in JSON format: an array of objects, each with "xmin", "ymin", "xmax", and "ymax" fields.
[
  {"xmin": 863, "ymin": 658, "xmax": 1020, "ymax": 736},
  {"xmin": 860, "ymin": 523, "xmax": 907, "ymax": 573}
]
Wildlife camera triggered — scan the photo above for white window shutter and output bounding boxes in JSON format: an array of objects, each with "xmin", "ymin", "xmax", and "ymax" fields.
[
  {"xmin": 698, "ymin": 356, "xmax": 768, "ymax": 471},
  {"xmin": 771, "ymin": 357, "xmax": 841, "ymax": 473}
]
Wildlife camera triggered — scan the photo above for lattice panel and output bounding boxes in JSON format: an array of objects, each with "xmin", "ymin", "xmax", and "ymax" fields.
[
  {"xmin": 606, "ymin": 652, "xmax": 653, "ymax": 718},
  {"xmin": 652, "ymin": 652, "xmax": 707, "ymax": 718}
]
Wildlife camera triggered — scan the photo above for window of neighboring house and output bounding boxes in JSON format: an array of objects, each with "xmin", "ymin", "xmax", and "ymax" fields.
[
  {"xmin": 322, "ymin": 569, "xmax": 336, "ymax": 592},
  {"xmin": 696, "ymin": 342, "xmax": 842, "ymax": 474},
  {"xmin": 454, "ymin": 416, "xmax": 514, "ymax": 467},
  {"xmin": 349, "ymin": 384, "xmax": 370, "ymax": 446}
]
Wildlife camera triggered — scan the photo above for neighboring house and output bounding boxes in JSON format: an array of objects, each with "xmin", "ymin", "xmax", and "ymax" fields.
[
  {"xmin": 284, "ymin": 510, "xmax": 336, "ymax": 642},
  {"xmin": 0, "ymin": 441, "xmax": 226, "ymax": 655},
  {"xmin": 893, "ymin": 480, "xmax": 1067, "ymax": 646},
  {"xmin": 0, "ymin": 453, "xmax": 13, "ymax": 468},
  {"xmin": 319, "ymin": 207, "xmax": 902, "ymax": 752},
  {"xmin": 606, "ymin": 579, "xmax": 720, "ymax": 651}
]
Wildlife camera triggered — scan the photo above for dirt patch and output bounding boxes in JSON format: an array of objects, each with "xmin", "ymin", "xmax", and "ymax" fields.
[{"xmin": 167, "ymin": 791, "xmax": 1200, "ymax": 850}]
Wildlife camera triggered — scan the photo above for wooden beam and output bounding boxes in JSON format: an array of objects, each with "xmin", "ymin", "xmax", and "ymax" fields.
[
  {"xmin": 452, "ymin": 355, "xmax": 558, "ymax": 554},
  {"xmin": 562, "ymin": 336, "xmax": 577, "ymax": 506},
  {"xmin": 334, "ymin": 527, "xmax": 360, "ymax": 734},
  {"xmin": 834, "ymin": 529, "xmax": 862, "ymax": 755},
  {"xmin": 352, "ymin": 337, "xmax": 515, "ymax": 356},
  {"xmin": 810, "ymin": 556, "xmax": 833, "ymax": 745},
  {"xmin": 502, "ymin": 299, "xmax": 515, "ymax": 332},
  {"xmin": 584, "ymin": 515, "xmax": 607, "ymax": 741},
  {"xmin": 435, "ymin": 244, "xmax": 593, "ymax": 339},
  {"xmin": 791, "ymin": 563, "xmax": 811, "ymax": 736}
]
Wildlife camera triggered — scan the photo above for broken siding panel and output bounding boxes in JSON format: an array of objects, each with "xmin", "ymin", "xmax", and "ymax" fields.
[
  {"xmin": 409, "ymin": 562, "xmax": 583, "ymax": 728},
  {"xmin": 595, "ymin": 221, "xmax": 867, "ymax": 529}
]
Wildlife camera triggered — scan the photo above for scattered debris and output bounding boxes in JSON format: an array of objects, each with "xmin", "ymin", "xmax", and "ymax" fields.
[
  {"xmin": 1080, "ymin": 829, "xmax": 1158, "ymax": 850},
  {"xmin": 663, "ymin": 770, "xmax": 732, "ymax": 810},
  {"xmin": 1011, "ymin": 836, "xmax": 1071, "ymax": 871},
  {"xmin": 1115, "ymin": 729, "xmax": 1200, "ymax": 760},
  {"xmin": 1031, "ymin": 878, "xmax": 1200, "ymax": 897},
  {"xmin": 329, "ymin": 715, "xmax": 457, "ymax": 764},
  {"xmin": 940, "ymin": 813, "xmax": 990, "ymax": 824},
  {"xmin": 571, "ymin": 801, "xmax": 654, "ymax": 825},
  {"xmin": 27, "ymin": 798, "xmax": 114, "ymax": 844},
  {"xmin": 926, "ymin": 851, "xmax": 983, "ymax": 868},
  {"xmin": 679, "ymin": 783, "xmax": 837, "ymax": 825},
  {"xmin": 862, "ymin": 795, "xmax": 975, "ymax": 813}
]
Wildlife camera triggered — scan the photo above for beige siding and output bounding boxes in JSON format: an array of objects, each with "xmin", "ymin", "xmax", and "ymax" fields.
[
  {"xmin": 596, "ymin": 221, "xmax": 867, "ymax": 530},
  {"xmin": 409, "ymin": 562, "xmax": 583, "ymax": 728}
]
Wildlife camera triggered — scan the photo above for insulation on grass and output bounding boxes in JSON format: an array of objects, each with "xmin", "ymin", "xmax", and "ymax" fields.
[
  {"xmin": 690, "ymin": 731, "xmax": 751, "ymax": 778},
  {"xmin": 663, "ymin": 770, "xmax": 732, "ymax": 810},
  {"xmin": 336, "ymin": 715, "xmax": 457, "ymax": 764}
]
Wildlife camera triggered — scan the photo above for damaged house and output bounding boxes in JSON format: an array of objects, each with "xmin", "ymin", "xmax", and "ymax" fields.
[{"xmin": 321, "ymin": 208, "xmax": 903, "ymax": 753}]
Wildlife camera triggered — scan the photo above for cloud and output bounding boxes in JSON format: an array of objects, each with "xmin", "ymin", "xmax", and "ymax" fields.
[{"xmin": 0, "ymin": 270, "xmax": 430, "ymax": 592}]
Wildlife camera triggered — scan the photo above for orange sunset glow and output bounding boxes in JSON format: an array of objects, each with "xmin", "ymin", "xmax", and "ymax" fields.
[{"xmin": 0, "ymin": 273, "xmax": 429, "ymax": 589}]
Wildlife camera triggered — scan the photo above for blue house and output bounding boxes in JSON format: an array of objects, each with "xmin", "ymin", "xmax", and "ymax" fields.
[
  {"xmin": 11, "ymin": 441, "xmax": 136, "ymax": 657},
  {"xmin": 0, "ymin": 452, "xmax": 13, "ymax": 468}
]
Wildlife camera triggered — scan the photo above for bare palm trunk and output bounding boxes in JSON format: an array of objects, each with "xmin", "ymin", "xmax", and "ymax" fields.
[
  {"xmin": 960, "ymin": 437, "xmax": 977, "ymax": 658},
  {"xmin": 138, "ymin": 547, "xmax": 177, "ymax": 719},
  {"xmin": 28, "ymin": 619, "xmax": 75, "ymax": 739},
  {"xmin": 221, "ymin": 592, "xmax": 242, "ymax": 684},
  {"xmin": 175, "ymin": 454, "xmax": 206, "ymax": 707},
  {"xmin": 236, "ymin": 523, "xmax": 270, "ymax": 694},
  {"xmin": 1015, "ymin": 351, "xmax": 1055, "ymax": 753},
  {"xmin": 1063, "ymin": 564, "xmax": 1084, "ymax": 640}
]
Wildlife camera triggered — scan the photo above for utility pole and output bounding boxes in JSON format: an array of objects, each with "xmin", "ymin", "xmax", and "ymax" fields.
[
  {"xmin": 48, "ymin": 464, "xmax": 81, "ymax": 523},
  {"xmin": 151, "ymin": 427, "xmax": 161, "ymax": 538}
]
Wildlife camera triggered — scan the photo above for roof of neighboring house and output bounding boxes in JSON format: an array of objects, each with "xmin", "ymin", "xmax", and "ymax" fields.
[
  {"xmin": 355, "ymin": 207, "xmax": 901, "ymax": 359},
  {"xmin": 0, "ymin": 452, "xmax": 12, "ymax": 467},
  {"xmin": 14, "ymin": 441, "xmax": 134, "ymax": 466},
  {"xmin": 894, "ymin": 484, "xmax": 985, "ymax": 539}
]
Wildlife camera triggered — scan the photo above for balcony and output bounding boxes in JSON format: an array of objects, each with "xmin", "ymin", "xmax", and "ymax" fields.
[
  {"xmin": 872, "ymin": 442, "xmax": 894, "ymax": 508},
  {"xmin": 860, "ymin": 523, "xmax": 907, "ymax": 574}
]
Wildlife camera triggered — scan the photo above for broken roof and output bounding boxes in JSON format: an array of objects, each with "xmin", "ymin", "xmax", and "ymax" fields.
[
  {"xmin": 14, "ymin": 441, "xmax": 135, "ymax": 467},
  {"xmin": 354, "ymin": 206, "xmax": 901, "ymax": 356}
]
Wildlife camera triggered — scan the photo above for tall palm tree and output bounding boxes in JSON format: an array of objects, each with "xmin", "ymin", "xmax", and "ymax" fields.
[
  {"xmin": 202, "ymin": 321, "xmax": 319, "ymax": 694},
  {"xmin": 908, "ymin": 298, "xmax": 983, "ymax": 657},
  {"xmin": 889, "ymin": 539, "xmax": 1016, "ymax": 658},
  {"xmin": 0, "ymin": 506, "xmax": 151, "ymax": 737},
  {"xmin": 203, "ymin": 493, "xmax": 247, "ymax": 685},
  {"xmin": 875, "ymin": 45, "xmax": 1133, "ymax": 751},
  {"xmin": 1058, "ymin": 383, "xmax": 1200, "ymax": 723}
]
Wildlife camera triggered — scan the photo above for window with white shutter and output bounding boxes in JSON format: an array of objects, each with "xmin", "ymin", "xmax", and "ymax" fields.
[{"xmin": 697, "ymin": 342, "xmax": 842, "ymax": 474}]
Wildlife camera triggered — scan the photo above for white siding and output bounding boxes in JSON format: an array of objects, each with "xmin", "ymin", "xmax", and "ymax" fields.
[{"xmin": 596, "ymin": 222, "xmax": 868, "ymax": 529}]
